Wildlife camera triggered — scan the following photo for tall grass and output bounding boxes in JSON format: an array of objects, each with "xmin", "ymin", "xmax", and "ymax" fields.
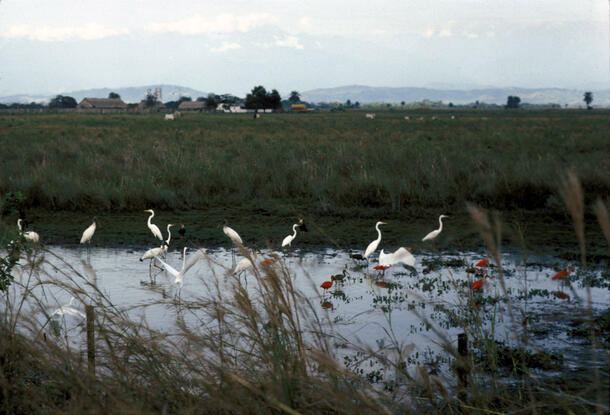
[
  {"xmin": 1, "ymin": 110, "xmax": 608, "ymax": 213},
  {"xmin": 0, "ymin": 175, "xmax": 608, "ymax": 414}
]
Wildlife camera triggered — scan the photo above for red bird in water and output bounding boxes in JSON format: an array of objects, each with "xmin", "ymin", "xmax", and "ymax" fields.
[
  {"xmin": 552, "ymin": 266, "xmax": 574, "ymax": 281},
  {"xmin": 471, "ymin": 274, "xmax": 489, "ymax": 291},
  {"xmin": 320, "ymin": 280, "xmax": 333, "ymax": 292},
  {"xmin": 261, "ymin": 258, "xmax": 278, "ymax": 265},
  {"xmin": 552, "ymin": 291, "xmax": 570, "ymax": 301},
  {"xmin": 475, "ymin": 259, "xmax": 489, "ymax": 267},
  {"xmin": 374, "ymin": 265, "xmax": 391, "ymax": 274}
]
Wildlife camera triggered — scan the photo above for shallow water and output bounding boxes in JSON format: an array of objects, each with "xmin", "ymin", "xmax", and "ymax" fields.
[{"xmin": 6, "ymin": 244, "xmax": 609, "ymax": 378}]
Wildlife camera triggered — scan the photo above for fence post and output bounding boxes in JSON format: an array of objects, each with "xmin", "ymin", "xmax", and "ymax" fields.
[
  {"xmin": 86, "ymin": 305, "xmax": 95, "ymax": 375},
  {"xmin": 457, "ymin": 332, "xmax": 469, "ymax": 403}
]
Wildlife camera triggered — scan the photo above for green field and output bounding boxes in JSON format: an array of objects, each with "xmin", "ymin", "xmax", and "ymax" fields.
[{"xmin": 1, "ymin": 110, "xmax": 609, "ymax": 250}]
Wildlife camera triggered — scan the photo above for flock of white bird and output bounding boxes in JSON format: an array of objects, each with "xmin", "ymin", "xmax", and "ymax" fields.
[{"xmin": 15, "ymin": 211, "xmax": 450, "ymax": 288}]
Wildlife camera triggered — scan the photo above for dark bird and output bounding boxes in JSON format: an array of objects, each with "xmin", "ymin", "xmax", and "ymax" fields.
[
  {"xmin": 178, "ymin": 223, "xmax": 186, "ymax": 238},
  {"xmin": 298, "ymin": 217, "xmax": 308, "ymax": 232}
]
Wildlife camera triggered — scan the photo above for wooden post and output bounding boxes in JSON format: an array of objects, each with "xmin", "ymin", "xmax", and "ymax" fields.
[
  {"xmin": 457, "ymin": 332, "xmax": 468, "ymax": 403},
  {"xmin": 86, "ymin": 305, "xmax": 95, "ymax": 375}
]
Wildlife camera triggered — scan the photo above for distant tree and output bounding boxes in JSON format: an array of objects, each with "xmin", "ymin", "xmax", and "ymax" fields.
[
  {"xmin": 448, "ymin": 102, "xmax": 454, "ymax": 108},
  {"xmin": 108, "ymin": 92, "xmax": 120, "ymax": 99},
  {"xmin": 245, "ymin": 86, "xmax": 281, "ymax": 110},
  {"xmin": 144, "ymin": 92, "xmax": 158, "ymax": 108},
  {"xmin": 268, "ymin": 89, "xmax": 282, "ymax": 110},
  {"xmin": 206, "ymin": 93, "xmax": 218, "ymax": 110},
  {"xmin": 354, "ymin": 101, "xmax": 360, "ymax": 108},
  {"xmin": 49, "ymin": 95, "xmax": 77, "ymax": 109},
  {"xmin": 401, "ymin": 101, "xmax": 405, "ymax": 106},
  {"xmin": 583, "ymin": 91, "xmax": 593, "ymax": 110},
  {"xmin": 178, "ymin": 96, "xmax": 192, "ymax": 103},
  {"xmin": 505, "ymin": 96, "xmax": 521, "ymax": 109},
  {"xmin": 288, "ymin": 91, "xmax": 301, "ymax": 104},
  {"xmin": 346, "ymin": 99, "xmax": 352, "ymax": 108},
  {"xmin": 196, "ymin": 96, "xmax": 206, "ymax": 102}
]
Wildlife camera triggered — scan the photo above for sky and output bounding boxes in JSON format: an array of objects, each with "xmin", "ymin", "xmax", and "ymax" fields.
[{"xmin": 0, "ymin": 0, "xmax": 608, "ymax": 97}]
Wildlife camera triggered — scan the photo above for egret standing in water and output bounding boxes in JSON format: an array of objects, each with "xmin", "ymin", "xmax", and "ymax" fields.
[
  {"xmin": 17, "ymin": 218, "xmax": 40, "ymax": 243},
  {"xmin": 80, "ymin": 217, "xmax": 97, "ymax": 254},
  {"xmin": 364, "ymin": 221, "xmax": 387, "ymax": 260},
  {"xmin": 156, "ymin": 247, "xmax": 206, "ymax": 298},
  {"xmin": 140, "ymin": 242, "xmax": 169, "ymax": 284},
  {"xmin": 282, "ymin": 223, "xmax": 299, "ymax": 247},
  {"xmin": 222, "ymin": 219, "xmax": 243, "ymax": 266},
  {"xmin": 422, "ymin": 215, "xmax": 449, "ymax": 242},
  {"xmin": 144, "ymin": 209, "xmax": 164, "ymax": 241}
]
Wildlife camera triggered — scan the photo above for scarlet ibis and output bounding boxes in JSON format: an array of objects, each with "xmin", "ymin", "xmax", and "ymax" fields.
[
  {"xmin": 320, "ymin": 280, "xmax": 333, "ymax": 292},
  {"xmin": 422, "ymin": 215, "xmax": 449, "ymax": 241},
  {"xmin": 374, "ymin": 265, "xmax": 391, "ymax": 275},
  {"xmin": 374, "ymin": 281, "xmax": 388, "ymax": 288},
  {"xmin": 475, "ymin": 259, "xmax": 489, "ymax": 267},
  {"xmin": 144, "ymin": 209, "xmax": 164, "ymax": 241},
  {"xmin": 552, "ymin": 266, "xmax": 574, "ymax": 280},
  {"xmin": 379, "ymin": 247, "xmax": 415, "ymax": 267},
  {"xmin": 364, "ymin": 221, "xmax": 387, "ymax": 259},
  {"xmin": 471, "ymin": 274, "xmax": 489, "ymax": 291},
  {"xmin": 261, "ymin": 258, "xmax": 278, "ymax": 265},
  {"xmin": 17, "ymin": 218, "xmax": 40, "ymax": 243}
]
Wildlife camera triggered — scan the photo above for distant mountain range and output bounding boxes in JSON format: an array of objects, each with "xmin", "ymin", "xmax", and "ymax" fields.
[
  {"xmin": 300, "ymin": 85, "xmax": 609, "ymax": 106},
  {"xmin": 1, "ymin": 84, "xmax": 608, "ymax": 106},
  {"xmin": 0, "ymin": 85, "xmax": 207, "ymax": 104}
]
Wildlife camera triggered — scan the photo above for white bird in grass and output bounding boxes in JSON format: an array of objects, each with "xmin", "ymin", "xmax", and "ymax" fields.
[
  {"xmin": 422, "ymin": 215, "xmax": 449, "ymax": 242},
  {"xmin": 164, "ymin": 223, "xmax": 174, "ymax": 245},
  {"xmin": 156, "ymin": 247, "xmax": 206, "ymax": 286},
  {"xmin": 364, "ymin": 221, "xmax": 387, "ymax": 259},
  {"xmin": 80, "ymin": 217, "xmax": 97, "ymax": 245},
  {"xmin": 17, "ymin": 219, "xmax": 40, "ymax": 243},
  {"xmin": 51, "ymin": 297, "xmax": 85, "ymax": 320},
  {"xmin": 282, "ymin": 224, "xmax": 299, "ymax": 247},
  {"xmin": 234, "ymin": 257, "xmax": 254, "ymax": 274},
  {"xmin": 144, "ymin": 209, "xmax": 164, "ymax": 241},
  {"xmin": 379, "ymin": 247, "xmax": 415, "ymax": 267},
  {"xmin": 140, "ymin": 242, "xmax": 169, "ymax": 283}
]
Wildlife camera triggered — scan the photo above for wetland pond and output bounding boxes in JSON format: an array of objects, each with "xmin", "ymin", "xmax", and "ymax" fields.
[{"xmin": 8, "ymin": 244, "xmax": 609, "ymax": 387}]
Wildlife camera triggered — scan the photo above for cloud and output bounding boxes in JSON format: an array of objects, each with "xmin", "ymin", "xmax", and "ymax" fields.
[
  {"xmin": 148, "ymin": 13, "xmax": 275, "ymax": 35},
  {"xmin": 275, "ymin": 36, "xmax": 303, "ymax": 50},
  {"xmin": 210, "ymin": 41, "xmax": 241, "ymax": 53},
  {"xmin": 4, "ymin": 23, "xmax": 128, "ymax": 41}
]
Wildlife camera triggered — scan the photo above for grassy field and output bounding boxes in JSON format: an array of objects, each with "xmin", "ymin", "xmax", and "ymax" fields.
[{"xmin": 0, "ymin": 109, "xmax": 609, "ymax": 250}]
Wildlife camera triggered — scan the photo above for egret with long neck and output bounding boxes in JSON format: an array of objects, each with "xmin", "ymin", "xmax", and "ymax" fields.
[
  {"xmin": 282, "ymin": 224, "xmax": 299, "ymax": 247},
  {"xmin": 422, "ymin": 215, "xmax": 449, "ymax": 242},
  {"xmin": 364, "ymin": 221, "xmax": 387, "ymax": 259},
  {"xmin": 144, "ymin": 209, "xmax": 163, "ymax": 241}
]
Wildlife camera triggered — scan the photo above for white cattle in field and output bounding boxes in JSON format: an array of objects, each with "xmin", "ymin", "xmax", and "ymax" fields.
[
  {"xmin": 165, "ymin": 114, "xmax": 174, "ymax": 121},
  {"xmin": 173, "ymin": 111, "xmax": 181, "ymax": 118},
  {"xmin": 404, "ymin": 116, "xmax": 410, "ymax": 120},
  {"xmin": 365, "ymin": 113, "xmax": 376, "ymax": 119},
  {"xmin": 431, "ymin": 116, "xmax": 438, "ymax": 120},
  {"xmin": 451, "ymin": 115, "xmax": 455, "ymax": 120}
]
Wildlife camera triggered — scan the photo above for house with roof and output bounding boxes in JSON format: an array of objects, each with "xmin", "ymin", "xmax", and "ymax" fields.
[
  {"xmin": 178, "ymin": 101, "xmax": 206, "ymax": 111},
  {"xmin": 77, "ymin": 98, "xmax": 128, "ymax": 113}
]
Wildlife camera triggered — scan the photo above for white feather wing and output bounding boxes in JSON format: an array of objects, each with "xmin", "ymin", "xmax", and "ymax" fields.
[
  {"xmin": 155, "ymin": 257, "xmax": 180, "ymax": 278},
  {"xmin": 184, "ymin": 248, "xmax": 206, "ymax": 274}
]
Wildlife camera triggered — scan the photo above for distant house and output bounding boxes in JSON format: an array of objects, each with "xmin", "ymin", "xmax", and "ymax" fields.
[
  {"xmin": 178, "ymin": 101, "xmax": 206, "ymax": 111},
  {"xmin": 137, "ymin": 100, "xmax": 166, "ymax": 112},
  {"xmin": 77, "ymin": 98, "xmax": 128, "ymax": 113}
]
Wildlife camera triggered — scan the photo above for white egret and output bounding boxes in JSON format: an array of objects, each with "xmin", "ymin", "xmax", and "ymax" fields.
[
  {"xmin": 234, "ymin": 257, "xmax": 254, "ymax": 274},
  {"xmin": 140, "ymin": 242, "xmax": 169, "ymax": 283},
  {"xmin": 144, "ymin": 209, "xmax": 164, "ymax": 241},
  {"xmin": 379, "ymin": 247, "xmax": 415, "ymax": 267},
  {"xmin": 80, "ymin": 217, "xmax": 97, "ymax": 245},
  {"xmin": 51, "ymin": 297, "xmax": 85, "ymax": 320},
  {"xmin": 222, "ymin": 219, "xmax": 243, "ymax": 245},
  {"xmin": 282, "ymin": 224, "xmax": 299, "ymax": 247},
  {"xmin": 165, "ymin": 223, "xmax": 174, "ymax": 245},
  {"xmin": 364, "ymin": 221, "xmax": 387, "ymax": 259},
  {"xmin": 222, "ymin": 219, "xmax": 243, "ymax": 267},
  {"xmin": 156, "ymin": 247, "xmax": 206, "ymax": 287},
  {"xmin": 17, "ymin": 219, "xmax": 40, "ymax": 243},
  {"xmin": 422, "ymin": 215, "xmax": 449, "ymax": 242}
]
